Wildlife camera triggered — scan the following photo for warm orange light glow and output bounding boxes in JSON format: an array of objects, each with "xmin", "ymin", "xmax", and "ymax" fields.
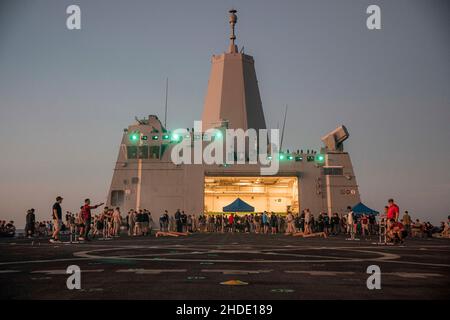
[{"xmin": 204, "ymin": 176, "xmax": 299, "ymax": 214}]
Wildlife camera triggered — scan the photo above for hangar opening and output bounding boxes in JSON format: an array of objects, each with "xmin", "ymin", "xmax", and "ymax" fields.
[{"xmin": 204, "ymin": 176, "xmax": 299, "ymax": 215}]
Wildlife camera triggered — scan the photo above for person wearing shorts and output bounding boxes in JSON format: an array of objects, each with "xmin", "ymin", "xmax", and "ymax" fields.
[
  {"xmin": 254, "ymin": 214, "xmax": 261, "ymax": 233},
  {"xmin": 134, "ymin": 210, "xmax": 143, "ymax": 236},
  {"xmin": 76, "ymin": 207, "xmax": 85, "ymax": 238},
  {"xmin": 402, "ymin": 211, "xmax": 412, "ymax": 236},
  {"xmin": 261, "ymin": 211, "xmax": 268, "ymax": 234},
  {"xmin": 285, "ymin": 212, "xmax": 295, "ymax": 234},
  {"xmin": 346, "ymin": 206, "xmax": 354, "ymax": 238},
  {"xmin": 113, "ymin": 207, "xmax": 122, "ymax": 236},
  {"xmin": 270, "ymin": 212, "xmax": 277, "ymax": 234},
  {"xmin": 50, "ymin": 196, "xmax": 63, "ymax": 243}
]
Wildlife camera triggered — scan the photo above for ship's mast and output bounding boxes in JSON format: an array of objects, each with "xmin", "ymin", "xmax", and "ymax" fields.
[
  {"xmin": 228, "ymin": 9, "xmax": 238, "ymax": 53},
  {"xmin": 280, "ymin": 105, "xmax": 288, "ymax": 151},
  {"xmin": 164, "ymin": 77, "xmax": 168, "ymax": 128}
]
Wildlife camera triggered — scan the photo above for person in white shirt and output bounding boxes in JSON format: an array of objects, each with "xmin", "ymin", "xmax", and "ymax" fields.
[
  {"xmin": 346, "ymin": 206, "xmax": 355, "ymax": 239},
  {"xmin": 285, "ymin": 211, "xmax": 296, "ymax": 234}
]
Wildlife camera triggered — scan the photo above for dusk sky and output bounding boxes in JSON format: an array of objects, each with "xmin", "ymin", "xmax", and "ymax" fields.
[{"xmin": 0, "ymin": 0, "xmax": 449, "ymax": 227}]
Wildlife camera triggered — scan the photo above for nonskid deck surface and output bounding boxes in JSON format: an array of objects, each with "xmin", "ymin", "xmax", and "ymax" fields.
[{"xmin": 0, "ymin": 233, "xmax": 449, "ymax": 299}]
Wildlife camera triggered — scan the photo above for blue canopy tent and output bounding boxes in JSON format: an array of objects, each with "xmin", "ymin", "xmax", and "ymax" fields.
[
  {"xmin": 352, "ymin": 202, "xmax": 379, "ymax": 217},
  {"xmin": 223, "ymin": 198, "xmax": 255, "ymax": 212}
]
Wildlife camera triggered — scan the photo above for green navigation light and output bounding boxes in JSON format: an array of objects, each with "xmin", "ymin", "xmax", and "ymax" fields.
[
  {"xmin": 129, "ymin": 132, "xmax": 140, "ymax": 142},
  {"xmin": 152, "ymin": 135, "xmax": 159, "ymax": 140},
  {"xmin": 314, "ymin": 154, "xmax": 325, "ymax": 166},
  {"xmin": 287, "ymin": 155, "xmax": 294, "ymax": 160},
  {"xmin": 162, "ymin": 134, "xmax": 170, "ymax": 140},
  {"xmin": 279, "ymin": 154, "xmax": 285, "ymax": 160}
]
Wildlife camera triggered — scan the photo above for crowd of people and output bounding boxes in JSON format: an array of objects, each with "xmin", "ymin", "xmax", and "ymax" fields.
[
  {"xmin": 3, "ymin": 196, "xmax": 448, "ymax": 244},
  {"xmin": 156, "ymin": 200, "xmax": 450, "ymax": 244},
  {"xmin": 159, "ymin": 209, "xmax": 370, "ymax": 236}
]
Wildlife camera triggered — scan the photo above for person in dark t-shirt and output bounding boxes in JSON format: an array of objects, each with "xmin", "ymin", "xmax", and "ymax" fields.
[
  {"xmin": 50, "ymin": 196, "xmax": 63, "ymax": 243},
  {"xmin": 25, "ymin": 209, "xmax": 36, "ymax": 238},
  {"xmin": 175, "ymin": 209, "xmax": 182, "ymax": 232}
]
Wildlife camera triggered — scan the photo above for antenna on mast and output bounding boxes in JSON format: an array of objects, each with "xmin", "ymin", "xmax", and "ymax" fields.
[
  {"xmin": 228, "ymin": 9, "xmax": 238, "ymax": 53},
  {"xmin": 164, "ymin": 77, "xmax": 169, "ymax": 128},
  {"xmin": 280, "ymin": 104, "xmax": 288, "ymax": 151}
]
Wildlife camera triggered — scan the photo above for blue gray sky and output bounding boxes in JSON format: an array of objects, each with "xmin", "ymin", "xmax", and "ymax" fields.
[{"xmin": 0, "ymin": 0, "xmax": 449, "ymax": 226}]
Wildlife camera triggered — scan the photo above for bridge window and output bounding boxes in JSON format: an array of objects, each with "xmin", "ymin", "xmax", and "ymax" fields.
[
  {"xmin": 127, "ymin": 146, "xmax": 138, "ymax": 159},
  {"xmin": 138, "ymin": 146, "xmax": 149, "ymax": 159},
  {"xmin": 149, "ymin": 146, "xmax": 160, "ymax": 159},
  {"xmin": 323, "ymin": 167, "xmax": 343, "ymax": 175},
  {"xmin": 111, "ymin": 190, "xmax": 124, "ymax": 207}
]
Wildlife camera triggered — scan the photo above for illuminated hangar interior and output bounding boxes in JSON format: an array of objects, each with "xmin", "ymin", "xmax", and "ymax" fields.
[{"xmin": 204, "ymin": 176, "xmax": 299, "ymax": 214}]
